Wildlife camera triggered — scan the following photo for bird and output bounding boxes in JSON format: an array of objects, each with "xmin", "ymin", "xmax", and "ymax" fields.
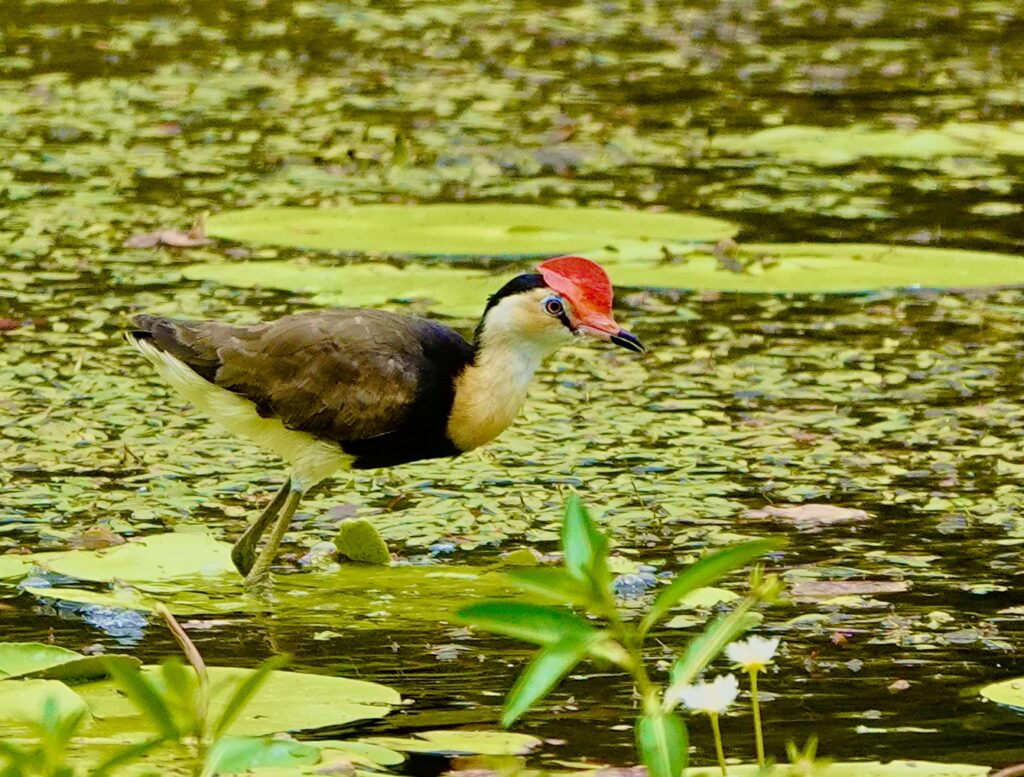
[{"xmin": 126, "ymin": 255, "xmax": 644, "ymax": 585}]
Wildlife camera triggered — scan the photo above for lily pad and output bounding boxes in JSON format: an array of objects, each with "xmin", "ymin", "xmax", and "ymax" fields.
[
  {"xmin": 0, "ymin": 642, "xmax": 140, "ymax": 682},
  {"xmin": 674, "ymin": 587, "xmax": 740, "ymax": 610},
  {"xmin": 979, "ymin": 676, "xmax": 1024, "ymax": 711},
  {"xmin": 33, "ymin": 533, "xmax": 235, "ymax": 583},
  {"xmin": 361, "ymin": 729, "xmax": 542, "ymax": 756},
  {"xmin": 685, "ymin": 762, "xmax": 989, "ymax": 776},
  {"xmin": 20, "ymin": 561, "xmax": 513, "ymax": 626},
  {"xmin": 184, "ymin": 244, "xmax": 1024, "ymax": 312},
  {"xmin": 76, "ymin": 666, "xmax": 401, "ymax": 737},
  {"xmin": 205, "ymin": 204, "xmax": 737, "ymax": 257},
  {"xmin": 608, "ymin": 243, "xmax": 1024, "ymax": 294},
  {"xmin": 205, "ymin": 737, "xmax": 321, "ymax": 773},
  {"xmin": 184, "ymin": 261, "xmax": 501, "ymax": 318},
  {"xmin": 0, "ymin": 678, "xmax": 91, "ymax": 724},
  {"xmin": 713, "ymin": 122, "xmax": 1024, "ymax": 166}
]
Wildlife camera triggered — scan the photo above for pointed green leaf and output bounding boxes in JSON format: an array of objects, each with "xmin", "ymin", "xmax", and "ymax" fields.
[
  {"xmin": 641, "ymin": 539, "xmax": 785, "ymax": 635},
  {"xmin": 637, "ymin": 710, "xmax": 687, "ymax": 777},
  {"xmin": 505, "ymin": 568, "xmax": 598, "ymax": 608},
  {"xmin": 501, "ymin": 634, "xmax": 592, "ymax": 727},
  {"xmin": 457, "ymin": 601, "xmax": 596, "ymax": 645},
  {"xmin": 562, "ymin": 496, "xmax": 611, "ymax": 594},
  {"xmin": 670, "ymin": 608, "xmax": 761, "ymax": 690}
]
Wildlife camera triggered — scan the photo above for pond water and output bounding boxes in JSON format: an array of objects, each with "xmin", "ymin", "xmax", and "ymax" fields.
[{"xmin": 2, "ymin": 0, "xmax": 1024, "ymax": 773}]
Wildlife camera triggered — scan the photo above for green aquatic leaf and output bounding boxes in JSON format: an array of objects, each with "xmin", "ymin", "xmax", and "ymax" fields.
[
  {"xmin": 683, "ymin": 762, "xmax": 989, "ymax": 776},
  {"xmin": 0, "ymin": 643, "xmax": 139, "ymax": 682},
  {"xmin": 608, "ymin": 243, "xmax": 1024, "ymax": 293},
  {"xmin": 183, "ymin": 261, "xmax": 499, "ymax": 318},
  {"xmin": 334, "ymin": 519, "xmax": 391, "ymax": 565},
  {"xmin": 24, "ymin": 564, "xmax": 514, "ymax": 626},
  {"xmin": 637, "ymin": 710, "xmax": 687, "ymax": 777},
  {"xmin": 978, "ymin": 676, "xmax": 1024, "ymax": 711},
  {"xmin": 205, "ymin": 204, "xmax": 737, "ymax": 256},
  {"xmin": 562, "ymin": 495, "xmax": 611, "ymax": 597},
  {"xmin": 641, "ymin": 539, "xmax": 783, "ymax": 634},
  {"xmin": 0, "ymin": 679, "xmax": 91, "ymax": 726},
  {"xmin": 501, "ymin": 632, "xmax": 592, "ymax": 727},
  {"xmin": 713, "ymin": 122, "xmax": 1024, "ymax": 166},
  {"xmin": 183, "ymin": 243, "xmax": 1024, "ymax": 308},
  {"xmin": 361, "ymin": 729, "xmax": 542, "ymax": 756},
  {"xmin": 204, "ymin": 736, "xmax": 320, "ymax": 773},
  {"xmin": 33, "ymin": 533, "xmax": 234, "ymax": 583},
  {"xmin": 458, "ymin": 601, "xmax": 597, "ymax": 646},
  {"xmin": 77, "ymin": 666, "xmax": 401, "ymax": 737}
]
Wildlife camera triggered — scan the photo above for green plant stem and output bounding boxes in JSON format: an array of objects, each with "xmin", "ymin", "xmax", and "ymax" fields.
[
  {"xmin": 603, "ymin": 601, "xmax": 660, "ymax": 714},
  {"xmin": 709, "ymin": 712, "xmax": 727, "ymax": 777},
  {"xmin": 749, "ymin": 669, "xmax": 765, "ymax": 766}
]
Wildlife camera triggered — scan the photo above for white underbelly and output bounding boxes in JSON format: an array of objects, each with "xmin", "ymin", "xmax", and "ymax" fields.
[{"xmin": 130, "ymin": 337, "xmax": 350, "ymax": 492}]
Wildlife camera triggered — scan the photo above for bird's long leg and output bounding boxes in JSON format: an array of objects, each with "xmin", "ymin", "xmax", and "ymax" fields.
[
  {"xmin": 244, "ymin": 488, "xmax": 304, "ymax": 587},
  {"xmin": 231, "ymin": 478, "xmax": 291, "ymax": 577}
]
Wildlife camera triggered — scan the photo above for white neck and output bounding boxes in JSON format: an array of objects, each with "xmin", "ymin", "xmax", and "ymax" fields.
[{"xmin": 446, "ymin": 298, "xmax": 566, "ymax": 451}]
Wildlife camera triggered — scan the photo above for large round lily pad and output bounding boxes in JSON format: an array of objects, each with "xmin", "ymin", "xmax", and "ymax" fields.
[
  {"xmin": 73, "ymin": 666, "xmax": 400, "ymax": 737},
  {"xmin": 361, "ymin": 729, "xmax": 542, "ymax": 756},
  {"xmin": 183, "ymin": 261, "xmax": 500, "ymax": 318},
  {"xmin": 184, "ymin": 243, "xmax": 1024, "ymax": 311},
  {"xmin": 979, "ymin": 676, "xmax": 1024, "ymax": 711},
  {"xmin": 713, "ymin": 122, "xmax": 1024, "ymax": 166},
  {"xmin": 0, "ymin": 642, "xmax": 140, "ymax": 682},
  {"xmin": 28, "ymin": 533, "xmax": 235, "ymax": 583},
  {"xmin": 205, "ymin": 204, "xmax": 737, "ymax": 257},
  {"xmin": 609, "ymin": 243, "xmax": 1024, "ymax": 294}
]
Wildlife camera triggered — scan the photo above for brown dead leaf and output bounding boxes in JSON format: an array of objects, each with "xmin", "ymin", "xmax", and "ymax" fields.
[
  {"xmin": 124, "ymin": 213, "xmax": 212, "ymax": 248},
  {"xmin": 0, "ymin": 318, "xmax": 24, "ymax": 332},
  {"xmin": 66, "ymin": 527, "xmax": 127, "ymax": 550},
  {"xmin": 791, "ymin": 580, "xmax": 909, "ymax": 599}
]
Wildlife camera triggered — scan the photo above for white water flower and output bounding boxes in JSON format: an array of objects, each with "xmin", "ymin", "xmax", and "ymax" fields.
[
  {"xmin": 673, "ymin": 674, "xmax": 740, "ymax": 714},
  {"xmin": 725, "ymin": 636, "xmax": 780, "ymax": 672}
]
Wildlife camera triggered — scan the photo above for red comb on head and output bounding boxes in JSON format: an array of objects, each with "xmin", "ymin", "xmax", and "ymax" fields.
[{"xmin": 537, "ymin": 255, "xmax": 613, "ymax": 320}]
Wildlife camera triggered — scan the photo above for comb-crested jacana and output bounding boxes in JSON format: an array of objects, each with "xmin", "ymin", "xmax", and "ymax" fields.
[{"xmin": 127, "ymin": 255, "xmax": 643, "ymax": 585}]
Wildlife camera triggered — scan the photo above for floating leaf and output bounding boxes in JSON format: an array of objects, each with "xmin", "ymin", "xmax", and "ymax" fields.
[
  {"xmin": 0, "ymin": 643, "xmax": 140, "ymax": 682},
  {"xmin": 608, "ymin": 243, "xmax": 1024, "ymax": 293},
  {"xmin": 31, "ymin": 534, "xmax": 234, "ymax": 583},
  {"xmin": 361, "ymin": 729, "xmax": 542, "ymax": 756},
  {"xmin": 205, "ymin": 204, "xmax": 737, "ymax": 256},
  {"xmin": 77, "ymin": 666, "xmax": 401, "ymax": 737},
  {"xmin": 979, "ymin": 676, "xmax": 1024, "ymax": 711},
  {"xmin": 204, "ymin": 736, "xmax": 320, "ymax": 773},
  {"xmin": 0, "ymin": 679, "xmax": 90, "ymax": 725},
  {"xmin": 684, "ymin": 762, "xmax": 989, "ymax": 776}
]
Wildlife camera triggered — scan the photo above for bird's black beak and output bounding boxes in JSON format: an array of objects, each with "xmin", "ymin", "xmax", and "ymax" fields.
[{"xmin": 610, "ymin": 329, "xmax": 645, "ymax": 353}]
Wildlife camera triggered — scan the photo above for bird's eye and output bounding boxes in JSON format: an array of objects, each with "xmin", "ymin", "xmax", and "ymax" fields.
[{"xmin": 543, "ymin": 296, "xmax": 564, "ymax": 316}]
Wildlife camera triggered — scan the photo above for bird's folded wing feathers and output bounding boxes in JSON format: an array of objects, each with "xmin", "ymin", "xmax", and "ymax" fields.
[{"xmin": 132, "ymin": 310, "xmax": 427, "ymax": 442}]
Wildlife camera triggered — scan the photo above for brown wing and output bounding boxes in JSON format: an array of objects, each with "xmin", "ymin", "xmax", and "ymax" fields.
[{"xmin": 132, "ymin": 310, "xmax": 434, "ymax": 442}]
